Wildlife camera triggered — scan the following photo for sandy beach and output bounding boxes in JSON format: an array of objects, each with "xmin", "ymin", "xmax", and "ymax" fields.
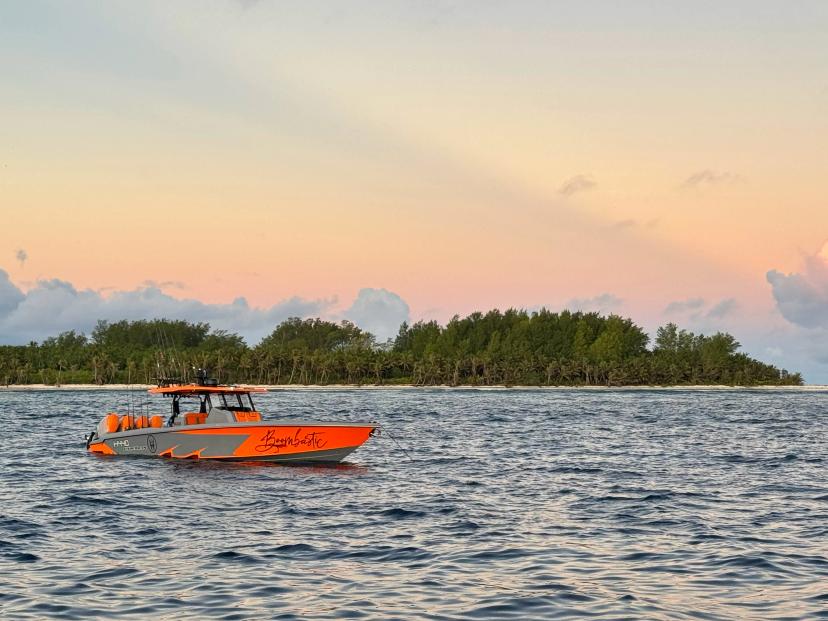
[{"xmin": 2, "ymin": 383, "xmax": 826, "ymax": 391}]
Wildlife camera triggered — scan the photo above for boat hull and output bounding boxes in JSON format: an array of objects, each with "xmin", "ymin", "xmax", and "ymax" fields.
[{"xmin": 88, "ymin": 422, "xmax": 376, "ymax": 463}]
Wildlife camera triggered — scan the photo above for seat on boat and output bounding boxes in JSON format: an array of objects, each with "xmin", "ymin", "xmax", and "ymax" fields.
[
  {"xmin": 119, "ymin": 415, "xmax": 134, "ymax": 432},
  {"xmin": 149, "ymin": 415, "xmax": 163, "ymax": 428},
  {"xmin": 97, "ymin": 413, "xmax": 119, "ymax": 436},
  {"xmin": 205, "ymin": 408, "xmax": 234, "ymax": 424},
  {"xmin": 134, "ymin": 415, "xmax": 149, "ymax": 429},
  {"xmin": 234, "ymin": 411, "xmax": 262, "ymax": 422},
  {"xmin": 183, "ymin": 412, "xmax": 207, "ymax": 425},
  {"xmin": 204, "ymin": 408, "xmax": 261, "ymax": 424}
]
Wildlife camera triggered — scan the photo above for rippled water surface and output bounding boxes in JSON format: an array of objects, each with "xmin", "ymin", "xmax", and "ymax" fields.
[{"xmin": 1, "ymin": 388, "xmax": 827, "ymax": 620}]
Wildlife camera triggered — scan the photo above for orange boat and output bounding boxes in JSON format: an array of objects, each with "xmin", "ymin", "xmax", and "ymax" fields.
[{"xmin": 85, "ymin": 375, "xmax": 377, "ymax": 463}]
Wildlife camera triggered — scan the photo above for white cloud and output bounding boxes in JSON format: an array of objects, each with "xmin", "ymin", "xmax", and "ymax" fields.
[
  {"xmin": 662, "ymin": 297, "xmax": 737, "ymax": 321},
  {"xmin": 342, "ymin": 288, "xmax": 410, "ymax": 342},
  {"xmin": 0, "ymin": 270, "xmax": 26, "ymax": 317},
  {"xmin": 681, "ymin": 169, "xmax": 743, "ymax": 190},
  {"xmin": 0, "ymin": 271, "xmax": 413, "ymax": 346},
  {"xmin": 141, "ymin": 279, "xmax": 185, "ymax": 290},
  {"xmin": 767, "ymin": 269, "xmax": 828, "ymax": 329},
  {"xmin": 706, "ymin": 298, "xmax": 738, "ymax": 319},
  {"xmin": 0, "ymin": 272, "xmax": 332, "ymax": 345},
  {"xmin": 558, "ymin": 174, "xmax": 596, "ymax": 197},
  {"xmin": 766, "ymin": 242, "xmax": 828, "ymax": 330},
  {"xmin": 664, "ymin": 297, "xmax": 706, "ymax": 315},
  {"xmin": 762, "ymin": 244, "xmax": 828, "ymax": 382},
  {"xmin": 566, "ymin": 293, "xmax": 622, "ymax": 314},
  {"xmin": 612, "ymin": 219, "xmax": 637, "ymax": 230}
]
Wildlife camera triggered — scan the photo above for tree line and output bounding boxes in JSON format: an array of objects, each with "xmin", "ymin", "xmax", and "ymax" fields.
[{"xmin": 0, "ymin": 310, "xmax": 802, "ymax": 387}]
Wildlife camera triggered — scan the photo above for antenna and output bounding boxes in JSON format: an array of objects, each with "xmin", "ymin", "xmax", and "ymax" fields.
[{"xmin": 128, "ymin": 363, "xmax": 134, "ymax": 416}]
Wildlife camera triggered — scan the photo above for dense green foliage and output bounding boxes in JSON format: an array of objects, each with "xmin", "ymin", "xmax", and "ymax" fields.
[{"xmin": 0, "ymin": 311, "xmax": 802, "ymax": 386}]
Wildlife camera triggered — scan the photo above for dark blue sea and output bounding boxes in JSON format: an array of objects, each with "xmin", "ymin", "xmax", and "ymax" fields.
[{"xmin": 1, "ymin": 388, "xmax": 827, "ymax": 620}]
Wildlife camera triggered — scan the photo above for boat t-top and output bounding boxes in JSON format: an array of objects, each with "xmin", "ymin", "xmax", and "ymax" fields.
[{"xmin": 85, "ymin": 372, "xmax": 377, "ymax": 463}]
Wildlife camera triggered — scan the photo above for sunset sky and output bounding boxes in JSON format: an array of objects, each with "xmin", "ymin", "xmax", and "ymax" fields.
[{"xmin": 2, "ymin": 1, "xmax": 828, "ymax": 380}]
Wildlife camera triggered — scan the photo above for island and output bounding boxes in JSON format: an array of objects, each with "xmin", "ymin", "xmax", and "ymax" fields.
[{"xmin": 0, "ymin": 310, "xmax": 802, "ymax": 387}]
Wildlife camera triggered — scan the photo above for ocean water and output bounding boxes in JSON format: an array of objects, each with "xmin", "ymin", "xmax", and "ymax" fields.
[{"xmin": 1, "ymin": 388, "xmax": 826, "ymax": 620}]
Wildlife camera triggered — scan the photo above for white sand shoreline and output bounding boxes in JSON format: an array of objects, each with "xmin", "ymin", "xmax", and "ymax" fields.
[{"xmin": 0, "ymin": 383, "xmax": 825, "ymax": 391}]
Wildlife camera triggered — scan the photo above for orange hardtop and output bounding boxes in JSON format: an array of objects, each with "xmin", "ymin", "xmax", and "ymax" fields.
[{"xmin": 148, "ymin": 384, "xmax": 267, "ymax": 395}]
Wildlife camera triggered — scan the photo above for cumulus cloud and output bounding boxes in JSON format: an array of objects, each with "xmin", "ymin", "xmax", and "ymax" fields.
[
  {"xmin": 15, "ymin": 249, "xmax": 27, "ymax": 267},
  {"xmin": 566, "ymin": 293, "xmax": 622, "ymax": 314},
  {"xmin": 766, "ymin": 270, "xmax": 828, "ymax": 329},
  {"xmin": 706, "ymin": 298, "xmax": 738, "ymax": 319},
  {"xmin": 0, "ymin": 271, "xmax": 415, "ymax": 346},
  {"xmin": 754, "ymin": 245, "xmax": 828, "ymax": 382},
  {"xmin": 0, "ymin": 272, "xmax": 334, "ymax": 345},
  {"xmin": 681, "ymin": 169, "xmax": 743, "ymax": 190},
  {"xmin": 0, "ymin": 270, "xmax": 26, "ymax": 316},
  {"xmin": 342, "ymin": 288, "xmax": 410, "ymax": 342},
  {"xmin": 765, "ymin": 242, "xmax": 828, "ymax": 330},
  {"xmin": 141, "ymin": 279, "xmax": 186, "ymax": 290},
  {"xmin": 609, "ymin": 218, "xmax": 659, "ymax": 231},
  {"xmin": 663, "ymin": 297, "xmax": 738, "ymax": 322},
  {"xmin": 558, "ymin": 174, "xmax": 596, "ymax": 197},
  {"xmin": 664, "ymin": 297, "xmax": 706, "ymax": 315}
]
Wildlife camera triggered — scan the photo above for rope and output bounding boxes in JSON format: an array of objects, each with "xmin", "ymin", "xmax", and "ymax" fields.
[{"xmin": 381, "ymin": 425, "xmax": 414, "ymax": 462}]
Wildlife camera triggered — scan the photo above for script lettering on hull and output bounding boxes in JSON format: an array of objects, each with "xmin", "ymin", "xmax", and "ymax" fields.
[{"xmin": 255, "ymin": 428, "xmax": 327, "ymax": 454}]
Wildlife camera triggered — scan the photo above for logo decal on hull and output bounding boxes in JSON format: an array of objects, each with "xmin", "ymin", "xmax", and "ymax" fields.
[
  {"xmin": 112, "ymin": 438, "xmax": 147, "ymax": 452},
  {"xmin": 147, "ymin": 435, "xmax": 157, "ymax": 453},
  {"xmin": 255, "ymin": 429, "xmax": 327, "ymax": 454}
]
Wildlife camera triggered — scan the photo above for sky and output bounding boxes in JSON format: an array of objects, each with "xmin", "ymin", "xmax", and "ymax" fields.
[{"xmin": 1, "ymin": 1, "xmax": 828, "ymax": 380}]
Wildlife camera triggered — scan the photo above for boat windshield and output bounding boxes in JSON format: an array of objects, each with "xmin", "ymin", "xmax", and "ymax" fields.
[
  {"xmin": 172, "ymin": 394, "xmax": 210, "ymax": 415},
  {"xmin": 212, "ymin": 392, "xmax": 255, "ymax": 412},
  {"xmin": 171, "ymin": 392, "xmax": 255, "ymax": 414}
]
